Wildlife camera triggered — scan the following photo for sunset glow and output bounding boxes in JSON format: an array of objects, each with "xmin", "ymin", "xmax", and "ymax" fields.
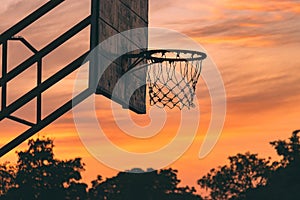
[{"xmin": 0, "ymin": 0, "xmax": 299, "ymax": 191}]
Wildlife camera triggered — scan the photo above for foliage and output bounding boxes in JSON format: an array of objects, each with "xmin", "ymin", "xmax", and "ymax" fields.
[
  {"xmin": 88, "ymin": 168, "xmax": 202, "ymax": 200},
  {"xmin": 0, "ymin": 162, "xmax": 15, "ymax": 196},
  {"xmin": 244, "ymin": 130, "xmax": 300, "ymax": 200},
  {"xmin": 198, "ymin": 152, "xmax": 275, "ymax": 200},
  {"xmin": 0, "ymin": 138, "xmax": 202, "ymax": 200},
  {"xmin": 2, "ymin": 130, "xmax": 299, "ymax": 199},
  {"xmin": 270, "ymin": 129, "xmax": 300, "ymax": 165},
  {"xmin": 2, "ymin": 138, "xmax": 87, "ymax": 200}
]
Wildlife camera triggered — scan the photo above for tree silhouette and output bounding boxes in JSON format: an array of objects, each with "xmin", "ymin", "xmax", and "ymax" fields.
[
  {"xmin": 198, "ymin": 152, "xmax": 275, "ymax": 200},
  {"xmin": 0, "ymin": 162, "xmax": 15, "ymax": 197},
  {"xmin": 270, "ymin": 130, "xmax": 300, "ymax": 165},
  {"xmin": 244, "ymin": 130, "xmax": 300, "ymax": 200},
  {"xmin": 2, "ymin": 130, "xmax": 299, "ymax": 199},
  {"xmin": 0, "ymin": 138, "xmax": 204, "ymax": 199},
  {"xmin": 3, "ymin": 138, "xmax": 87, "ymax": 200},
  {"xmin": 89, "ymin": 168, "xmax": 202, "ymax": 200}
]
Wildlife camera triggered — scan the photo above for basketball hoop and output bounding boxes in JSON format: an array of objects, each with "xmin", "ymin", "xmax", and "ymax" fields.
[{"xmin": 126, "ymin": 49, "xmax": 207, "ymax": 109}]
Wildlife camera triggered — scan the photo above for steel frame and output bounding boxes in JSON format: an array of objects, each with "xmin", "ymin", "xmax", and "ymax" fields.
[{"xmin": 0, "ymin": 0, "xmax": 99, "ymax": 157}]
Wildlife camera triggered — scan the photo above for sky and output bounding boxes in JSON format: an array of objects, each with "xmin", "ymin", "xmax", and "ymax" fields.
[{"xmin": 0, "ymin": 0, "xmax": 300, "ymax": 193}]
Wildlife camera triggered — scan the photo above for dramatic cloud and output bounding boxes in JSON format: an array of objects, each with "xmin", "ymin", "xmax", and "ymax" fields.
[
  {"xmin": 1, "ymin": 0, "xmax": 299, "ymax": 192},
  {"xmin": 224, "ymin": 0, "xmax": 300, "ymax": 13}
]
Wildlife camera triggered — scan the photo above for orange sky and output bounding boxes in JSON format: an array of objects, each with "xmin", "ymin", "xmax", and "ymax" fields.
[{"xmin": 1, "ymin": 0, "xmax": 300, "ymax": 193}]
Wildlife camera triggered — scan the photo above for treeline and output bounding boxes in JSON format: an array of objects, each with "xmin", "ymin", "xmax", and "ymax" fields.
[
  {"xmin": 199, "ymin": 130, "xmax": 300, "ymax": 200},
  {"xmin": 0, "ymin": 130, "xmax": 299, "ymax": 200},
  {"xmin": 0, "ymin": 138, "xmax": 201, "ymax": 200}
]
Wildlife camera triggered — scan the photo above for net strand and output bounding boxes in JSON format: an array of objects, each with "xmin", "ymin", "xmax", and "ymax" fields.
[{"xmin": 147, "ymin": 51, "xmax": 204, "ymax": 110}]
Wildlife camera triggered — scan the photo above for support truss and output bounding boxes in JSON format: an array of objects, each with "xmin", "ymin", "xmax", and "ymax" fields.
[{"xmin": 0, "ymin": 0, "xmax": 99, "ymax": 157}]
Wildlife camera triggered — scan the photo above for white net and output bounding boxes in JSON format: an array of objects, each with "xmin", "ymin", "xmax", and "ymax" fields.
[{"xmin": 146, "ymin": 50, "xmax": 204, "ymax": 109}]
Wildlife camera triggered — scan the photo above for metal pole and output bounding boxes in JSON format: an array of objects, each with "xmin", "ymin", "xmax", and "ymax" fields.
[
  {"xmin": 0, "ymin": 16, "xmax": 91, "ymax": 87},
  {"xmin": 37, "ymin": 59, "xmax": 42, "ymax": 123},
  {"xmin": 0, "ymin": 88, "xmax": 93, "ymax": 158},
  {"xmin": 1, "ymin": 42, "xmax": 7, "ymax": 110},
  {"xmin": 0, "ymin": 0, "xmax": 64, "ymax": 44},
  {"xmin": 0, "ymin": 52, "xmax": 89, "ymax": 121},
  {"xmin": 89, "ymin": 0, "xmax": 99, "ymax": 90}
]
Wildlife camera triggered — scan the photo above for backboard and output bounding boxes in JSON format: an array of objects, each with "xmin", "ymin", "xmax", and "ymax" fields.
[{"xmin": 92, "ymin": 0, "xmax": 149, "ymax": 114}]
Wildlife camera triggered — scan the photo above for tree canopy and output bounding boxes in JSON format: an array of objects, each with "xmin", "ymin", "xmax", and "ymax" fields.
[
  {"xmin": 244, "ymin": 130, "xmax": 300, "ymax": 200},
  {"xmin": 0, "ymin": 162, "xmax": 15, "ymax": 197},
  {"xmin": 198, "ymin": 130, "xmax": 300, "ymax": 200},
  {"xmin": 1, "ymin": 138, "xmax": 87, "ymax": 200},
  {"xmin": 0, "ymin": 138, "xmax": 202, "ymax": 200},
  {"xmin": 1, "ymin": 130, "xmax": 299, "ymax": 199},
  {"xmin": 198, "ymin": 152, "xmax": 275, "ymax": 200},
  {"xmin": 89, "ymin": 168, "xmax": 202, "ymax": 200}
]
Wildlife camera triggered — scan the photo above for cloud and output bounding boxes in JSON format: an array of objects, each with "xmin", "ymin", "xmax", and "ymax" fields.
[
  {"xmin": 1, "ymin": 1, "xmax": 300, "ymax": 191},
  {"xmin": 224, "ymin": 0, "xmax": 300, "ymax": 14},
  {"xmin": 0, "ymin": 0, "xmax": 91, "ymax": 117},
  {"xmin": 150, "ymin": 0, "xmax": 179, "ymax": 13},
  {"xmin": 0, "ymin": 0, "xmax": 22, "ymax": 14},
  {"xmin": 149, "ymin": 0, "xmax": 300, "ymax": 47},
  {"xmin": 227, "ymin": 72, "xmax": 300, "ymax": 114},
  {"xmin": 0, "ymin": 0, "xmax": 48, "ymax": 32},
  {"xmin": 187, "ymin": 11, "xmax": 299, "ymax": 46}
]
